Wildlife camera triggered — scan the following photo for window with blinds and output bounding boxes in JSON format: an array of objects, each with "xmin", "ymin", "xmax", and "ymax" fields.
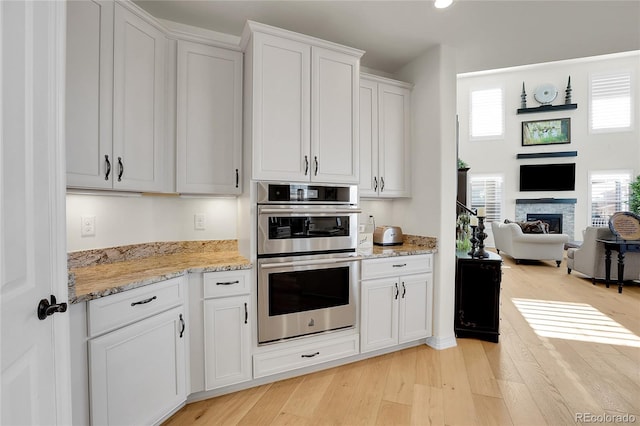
[
  {"xmin": 589, "ymin": 171, "xmax": 632, "ymax": 227},
  {"xmin": 590, "ymin": 71, "xmax": 632, "ymax": 132},
  {"xmin": 470, "ymin": 88, "xmax": 504, "ymax": 140},
  {"xmin": 469, "ymin": 175, "xmax": 504, "ymax": 223}
]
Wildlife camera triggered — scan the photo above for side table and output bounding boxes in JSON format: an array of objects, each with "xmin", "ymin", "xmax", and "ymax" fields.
[{"xmin": 596, "ymin": 239, "xmax": 640, "ymax": 293}]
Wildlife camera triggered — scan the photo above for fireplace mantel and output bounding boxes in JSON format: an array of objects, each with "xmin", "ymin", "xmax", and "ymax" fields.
[{"xmin": 516, "ymin": 198, "xmax": 577, "ymax": 204}]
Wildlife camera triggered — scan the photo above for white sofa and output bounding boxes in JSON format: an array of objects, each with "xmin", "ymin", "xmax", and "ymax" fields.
[
  {"xmin": 567, "ymin": 226, "xmax": 640, "ymax": 283},
  {"xmin": 491, "ymin": 221, "xmax": 569, "ymax": 267}
]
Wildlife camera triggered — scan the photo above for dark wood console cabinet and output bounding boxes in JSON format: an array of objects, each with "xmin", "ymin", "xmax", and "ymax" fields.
[{"xmin": 455, "ymin": 251, "xmax": 502, "ymax": 343}]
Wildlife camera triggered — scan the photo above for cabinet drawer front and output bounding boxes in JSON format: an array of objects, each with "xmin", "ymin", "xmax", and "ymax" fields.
[
  {"xmin": 253, "ymin": 334, "xmax": 359, "ymax": 378},
  {"xmin": 362, "ymin": 254, "xmax": 432, "ymax": 279},
  {"xmin": 203, "ymin": 270, "xmax": 250, "ymax": 298},
  {"xmin": 88, "ymin": 276, "xmax": 185, "ymax": 337}
]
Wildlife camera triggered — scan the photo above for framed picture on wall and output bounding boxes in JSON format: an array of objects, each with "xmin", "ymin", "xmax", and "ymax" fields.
[{"xmin": 522, "ymin": 118, "xmax": 571, "ymax": 146}]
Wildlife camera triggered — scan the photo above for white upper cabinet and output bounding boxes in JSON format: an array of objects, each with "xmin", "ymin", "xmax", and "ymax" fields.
[
  {"xmin": 66, "ymin": 1, "xmax": 168, "ymax": 192},
  {"xmin": 359, "ymin": 74, "xmax": 412, "ymax": 198},
  {"xmin": 112, "ymin": 4, "xmax": 167, "ymax": 192},
  {"xmin": 243, "ymin": 21, "xmax": 363, "ymax": 184},
  {"xmin": 176, "ymin": 41, "xmax": 243, "ymax": 194},
  {"xmin": 66, "ymin": 0, "xmax": 113, "ymax": 189}
]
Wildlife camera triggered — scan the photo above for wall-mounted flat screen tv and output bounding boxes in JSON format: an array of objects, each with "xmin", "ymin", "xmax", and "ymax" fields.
[{"xmin": 519, "ymin": 163, "xmax": 575, "ymax": 191}]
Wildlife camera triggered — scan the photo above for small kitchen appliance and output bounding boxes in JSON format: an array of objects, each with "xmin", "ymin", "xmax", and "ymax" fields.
[{"xmin": 373, "ymin": 226, "xmax": 404, "ymax": 246}]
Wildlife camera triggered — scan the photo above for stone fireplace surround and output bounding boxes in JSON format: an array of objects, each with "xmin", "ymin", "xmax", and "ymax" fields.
[{"xmin": 515, "ymin": 198, "xmax": 576, "ymax": 240}]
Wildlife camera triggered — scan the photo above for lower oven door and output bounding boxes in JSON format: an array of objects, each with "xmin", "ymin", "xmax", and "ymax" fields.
[{"xmin": 257, "ymin": 256, "xmax": 359, "ymax": 344}]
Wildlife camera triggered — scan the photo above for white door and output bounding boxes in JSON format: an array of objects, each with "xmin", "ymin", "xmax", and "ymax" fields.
[
  {"xmin": 360, "ymin": 278, "xmax": 398, "ymax": 353},
  {"xmin": 89, "ymin": 306, "xmax": 187, "ymax": 426},
  {"xmin": 378, "ymin": 83, "xmax": 411, "ymax": 198},
  {"xmin": 65, "ymin": 0, "xmax": 114, "ymax": 190},
  {"xmin": 112, "ymin": 3, "xmax": 166, "ymax": 192},
  {"xmin": 176, "ymin": 40, "xmax": 242, "ymax": 194},
  {"xmin": 251, "ymin": 32, "xmax": 311, "ymax": 182},
  {"xmin": 359, "ymin": 78, "xmax": 379, "ymax": 197},
  {"xmin": 311, "ymin": 47, "xmax": 359, "ymax": 184},
  {"xmin": 204, "ymin": 296, "xmax": 251, "ymax": 390},
  {"xmin": 1, "ymin": 1, "xmax": 71, "ymax": 424},
  {"xmin": 398, "ymin": 273, "xmax": 432, "ymax": 343}
]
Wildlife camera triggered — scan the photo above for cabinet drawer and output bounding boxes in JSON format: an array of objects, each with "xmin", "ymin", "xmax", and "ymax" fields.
[
  {"xmin": 253, "ymin": 334, "xmax": 359, "ymax": 378},
  {"xmin": 87, "ymin": 276, "xmax": 185, "ymax": 337},
  {"xmin": 203, "ymin": 270, "xmax": 250, "ymax": 299},
  {"xmin": 362, "ymin": 254, "xmax": 432, "ymax": 279}
]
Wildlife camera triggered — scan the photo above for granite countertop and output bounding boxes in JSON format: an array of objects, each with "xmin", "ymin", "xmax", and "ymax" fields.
[
  {"xmin": 359, "ymin": 234, "xmax": 438, "ymax": 258},
  {"xmin": 68, "ymin": 240, "xmax": 251, "ymax": 304},
  {"xmin": 68, "ymin": 235, "xmax": 437, "ymax": 304}
]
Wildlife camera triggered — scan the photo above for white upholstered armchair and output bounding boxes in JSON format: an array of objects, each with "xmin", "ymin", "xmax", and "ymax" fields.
[{"xmin": 567, "ymin": 227, "xmax": 640, "ymax": 283}]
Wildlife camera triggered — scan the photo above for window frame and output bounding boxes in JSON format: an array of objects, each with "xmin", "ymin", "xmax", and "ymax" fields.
[
  {"xmin": 468, "ymin": 173, "xmax": 505, "ymax": 224},
  {"xmin": 588, "ymin": 70, "xmax": 634, "ymax": 134},
  {"xmin": 587, "ymin": 169, "xmax": 633, "ymax": 227},
  {"xmin": 469, "ymin": 86, "xmax": 505, "ymax": 141}
]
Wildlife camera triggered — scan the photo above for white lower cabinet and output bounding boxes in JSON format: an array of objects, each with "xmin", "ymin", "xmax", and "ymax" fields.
[
  {"xmin": 203, "ymin": 270, "xmax": 252, "ymax": 390},
  {"xmin": 88, "ymin": 279, "xmax": 187, "ymax": 426},
  {"xmin": 360, "ymin": 255, "xmax": 433, "ymax": 353}
]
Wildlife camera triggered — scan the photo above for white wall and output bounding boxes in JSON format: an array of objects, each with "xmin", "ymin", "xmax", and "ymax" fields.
[
  {"xmin": 457, "ymin": 52, "xmax": 640, "ymax": 237},
  {"xmin": 392, "ymin": 45, "xmax": 459, "ymax": 349},
  {"xmin": 66, "ymin": 194, "xmax": 238, "ymax": 251}
]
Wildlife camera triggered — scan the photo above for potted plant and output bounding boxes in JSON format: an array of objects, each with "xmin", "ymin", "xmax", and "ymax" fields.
[{"xmin": 631, "ymin": 175, "xmax": 640, "ymax": 215}]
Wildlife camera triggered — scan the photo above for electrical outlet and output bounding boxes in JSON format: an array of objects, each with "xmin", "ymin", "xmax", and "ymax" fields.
[
  {"xmin": 194, "ymin": 213, "xmax": 206, "ymax": 230},
  {"xmin": 81, "ymin": 216, "xmax": 95, "ymax": 237}
]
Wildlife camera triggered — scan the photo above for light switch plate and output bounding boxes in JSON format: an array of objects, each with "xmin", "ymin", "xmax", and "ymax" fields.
[{"xmin": 194, "ymin": 213, "xmax": 206, "ymax": 230}]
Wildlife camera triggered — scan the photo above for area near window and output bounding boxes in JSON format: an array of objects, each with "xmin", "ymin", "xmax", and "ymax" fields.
[
  {"xmin": 469, "ymin": 87, "xmax": 504, "ymax": 140},
  {"xmin": 588, "ymin": 170, "xmax": 632, "ymax": 226},
  {"xmin": 589, "ymin": 70, "xmax": 633, "ymax": 132},
  {"xmin": 469, "ymin": 174, "xmax": 504, "ymax": 223}
]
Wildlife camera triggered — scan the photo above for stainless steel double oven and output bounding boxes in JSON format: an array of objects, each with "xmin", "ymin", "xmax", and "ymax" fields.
[{"xmin": 256, "ymin": 182, "xmax": 360, "ymax": 344}]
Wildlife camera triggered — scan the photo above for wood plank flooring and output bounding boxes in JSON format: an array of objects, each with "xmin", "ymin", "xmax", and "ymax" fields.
[{"xmin": 164, "ymin": 253, "xmax": 640, "ymax": 425}]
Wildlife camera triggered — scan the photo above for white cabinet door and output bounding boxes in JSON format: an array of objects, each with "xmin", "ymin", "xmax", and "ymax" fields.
[
  {"xmin": 251, "ymin": 32, "xmax": 311, "ymax": 182},
  {"xmin": 89, "ymin": 306, "xmax": 187, "ymax": 426},
  {"xmin": 398, "ymin": 273, "xmax": 433, "ymax": 343},
  {"xmin": 359, "ymin": 78, "xmax": 378, "ymax": 197},
  {"xmin": 311, "ymin": 47, "xmax": 359, "ymax": 184},
  {"xmin": 112, "ymin": 4, "xmax": 166, "ymax": 192},
  {"xmin": 204, "ymin": 295, "xmax": 251, "ymax": 390},
  {"xmin": 378, "ymin": 84, "xmax": 411, "ymax": 198},
  {"xmin": 66, "ymin": 0, "xmax": 113, "ymax": 189},
  {"xmin": 176, "ymin": 41, "xmax": 243, "ymax": 194},
  {"xmin": 360, "ymin": 278, "xmax": 399, "ymax": 353}
]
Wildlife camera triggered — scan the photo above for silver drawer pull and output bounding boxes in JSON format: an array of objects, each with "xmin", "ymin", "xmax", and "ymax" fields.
[
  {"xmin": 131, "ymin": 296, "xmax": 157, "ymax": 306},
  {"xmin": 392, "ymin": 263, "xmax": 407, "ymax": 268},
  {"xmin": 216, "ymin": 280, "xmax": 240, "ymax": 286},
  {"xmin": 301, "ymin": 351, "xmax": 320, "ymax": 358}
]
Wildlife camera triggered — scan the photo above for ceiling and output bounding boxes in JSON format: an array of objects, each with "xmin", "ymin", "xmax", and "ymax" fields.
[{"xmin": 134, "ymin": 0, "xmax": 640, "ymax": 74}]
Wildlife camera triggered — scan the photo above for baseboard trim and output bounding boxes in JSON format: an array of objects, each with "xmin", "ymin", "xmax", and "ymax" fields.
[{"xmin": 426, "ymin": 335, "xmax": 457, "ymax": 350}]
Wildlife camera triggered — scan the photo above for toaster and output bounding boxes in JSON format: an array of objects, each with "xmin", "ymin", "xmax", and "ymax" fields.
[{"xmin": 373, "ymin": 226, "xmax": 403, "ymax": 246}]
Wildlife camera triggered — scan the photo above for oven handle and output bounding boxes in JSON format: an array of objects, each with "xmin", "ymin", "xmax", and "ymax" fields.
[
  {"xmin": 258, "ymin": 208, "xmax": 362, "ymax": 215},
  {"xmin": 260, "ymin": 257, "xmax": 362, "ymax": 269}
]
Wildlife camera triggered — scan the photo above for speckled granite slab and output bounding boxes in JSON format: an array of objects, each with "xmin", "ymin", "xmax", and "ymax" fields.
[
  {"xmin": 360, "ymin": 234, "xmax": 438, "ymax": 258},
  {"xmin": 68, "ymin": 240, "xmax": 251, "ymax": 304}
]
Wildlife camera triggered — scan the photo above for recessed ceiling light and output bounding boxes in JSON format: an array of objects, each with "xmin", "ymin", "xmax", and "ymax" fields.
[{"xmin": 434, "ymin": 0, "xmax": 453, "ymax": 9}]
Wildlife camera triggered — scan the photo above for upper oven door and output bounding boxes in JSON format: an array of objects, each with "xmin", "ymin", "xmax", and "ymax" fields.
[{"xmin": 257, "ymin": 205, "xmax": 360, "ymax": 256}]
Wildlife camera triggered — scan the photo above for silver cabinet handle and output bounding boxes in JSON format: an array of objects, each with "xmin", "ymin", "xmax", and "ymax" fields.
[{"xmin": 393, "ymin": 263, "xmax": 407, "ymax": 268}]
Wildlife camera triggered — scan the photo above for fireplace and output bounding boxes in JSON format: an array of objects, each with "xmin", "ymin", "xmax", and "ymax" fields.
[{"xmin": 527, "ymin": 213, "xmax": 563, "ymax": 234}]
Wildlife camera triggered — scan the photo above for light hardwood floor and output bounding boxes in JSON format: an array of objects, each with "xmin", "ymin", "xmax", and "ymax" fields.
[{"xmin": 165, "ymin": 253, "xmax": 640, "ymax": 425}]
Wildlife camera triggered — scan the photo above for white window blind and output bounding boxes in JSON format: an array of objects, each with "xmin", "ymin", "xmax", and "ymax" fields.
[
  {"xmin": 589, "ymin": 171, "xmax": 631, "ymax": 226},
  {"xmin": 470, "ymin": 88, "xmax": 504, "ymax": 139},
  {"xmin": 470, "ymin": 175, "xmax": 504, "ymax": 223},
  {"xmin": 590, "ymin": 71, "xmax": 632, "ymax": 132}
]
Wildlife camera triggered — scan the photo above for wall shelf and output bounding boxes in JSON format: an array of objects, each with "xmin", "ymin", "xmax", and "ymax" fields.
[
  {"xmin": 517, "ymin": 103, "xmax": 577, "ymax": 114},
  {"xmin": 516, "ymin": 151, "xmax": 577, "ymax": 159}
]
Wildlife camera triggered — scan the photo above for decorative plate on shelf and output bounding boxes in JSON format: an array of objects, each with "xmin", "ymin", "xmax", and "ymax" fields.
[
  {"xmin": 609, "ymin": 211, "xmax": 640, "ymax": 240},
  {"xmin": 533, "ymin": 83, "xmax": 558, "ymax": 105}
]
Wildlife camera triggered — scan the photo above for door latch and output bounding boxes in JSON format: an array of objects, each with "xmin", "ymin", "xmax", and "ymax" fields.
[{"xmin": 37, "ymin": 295, "xmax": 67, "ymax": 320}]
